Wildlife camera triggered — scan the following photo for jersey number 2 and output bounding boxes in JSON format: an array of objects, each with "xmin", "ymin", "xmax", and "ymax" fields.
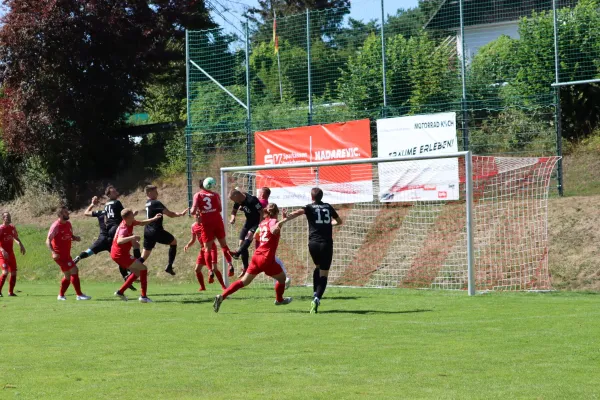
[
  {"xmin": 315, "ymin": 208, "xmax": 331, "ymax": 224},
  {"xmin": 260, "ymin": 229, "xmax": 269, "ymax": 243}
]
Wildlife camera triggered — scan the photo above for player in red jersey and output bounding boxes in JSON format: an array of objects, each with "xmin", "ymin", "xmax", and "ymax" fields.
[
  {"xmin": 46, "ymin": 206, "xmax": 91, "ymax": 301},
  {"xmin": 184, "ymin": 212, "xmax": 227, "ymax": 291},
  {"xmin": 257, "ymin": 186, "xmax": 271, "ymax": 209},
  {"xmin": 112, "ymin": 208, "xmax": 162, "ymax": 303},
  {"xmin": 0, "ymin": 212, "xmax": 26, "ymax": 297},
  {"xmin": 213, "ymin": 203, "xmax": 292, "ymax": 312},
  {"xmin": 190, "ymin": 178, "xmax": 234, "ymax": 277}
]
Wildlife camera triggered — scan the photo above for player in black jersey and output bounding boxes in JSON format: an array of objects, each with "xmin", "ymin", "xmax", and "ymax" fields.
[
  {"xmin": 228, "ymin": 189, "xmax": 263, "ymax": 277},
  {"xmin": 73, "ymin": 195, "xmax": 138, "ymax": 290},
  {"xmin": 282, "ymin": 187, "xmax": 342, "ymax": 313},
  {"xmin": 140, "ymin": 185, "xmax": 188, "ymax": 275}
]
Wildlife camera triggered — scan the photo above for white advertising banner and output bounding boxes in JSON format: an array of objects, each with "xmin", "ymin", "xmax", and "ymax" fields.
[{"xmin": 377, "ymin": 112, "xmax": 459, "ymax": 202}]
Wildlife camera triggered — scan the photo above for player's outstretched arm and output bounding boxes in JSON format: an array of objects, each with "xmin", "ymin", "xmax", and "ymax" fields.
[
  {"xmin": 136, "ymin": 213, "xmax": 163, "ymax": 227},
  {"xmin": 83, "ymin": 196, "xmax": 99, "ymax": 217},
  {"xmin": 163, "ymin": 207, "xmax": 189, "ymax": 218},
  {"xmin": 117, "ymin": 234, "xmax": 140, "ymax": 245},
  {"xmin": 280, "ymin": 208, "xmax": 305, "ymax": 225}
]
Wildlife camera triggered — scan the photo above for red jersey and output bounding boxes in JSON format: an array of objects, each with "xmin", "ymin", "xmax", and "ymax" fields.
[
  {"xmin": 254, "ymin": 218, "xmax": 280, "ymax": 261},
  {"xmin": 111, "ymin": 220, "xmax": 140, "ymax": 258},
  {"xmin": 193, "ymin": 189, "xmax": 222, "ymax": 222},
  {"xmin": 48, "ymin": 220, "xmax": 73, "ymax": 256},
  {"xmin": 0, "ymin": 224, "xmax": 17, "ymax": 254},
  {"xmin": 191, "ymin": 222, "xmax": 204, "ymax": 244}
]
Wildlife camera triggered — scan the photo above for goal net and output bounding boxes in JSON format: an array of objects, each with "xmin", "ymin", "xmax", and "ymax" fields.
[{"xmin": 221, "ymin": 153, "xmax": 559, "ymax": 292}]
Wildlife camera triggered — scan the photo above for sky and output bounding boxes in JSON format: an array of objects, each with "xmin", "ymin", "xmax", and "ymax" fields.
[{"xmin": 210, "ymin": 0, "xmax": 421, "ymax": 34}]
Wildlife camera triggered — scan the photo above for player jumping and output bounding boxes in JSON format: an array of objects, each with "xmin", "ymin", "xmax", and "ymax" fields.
[
  {"xmin": 112, "ymin": 209, "xmax": 162, "ymax": 302},
  {"xmin": 184, "ymin": 212, "xmax": 227, "ymax": 291},
  {"xmin": 228, "ymin": 189, "xmax": 263, "ymax": 278},
  {"xmin": 281, "ymin": 188, "xmax": 342, "ymax": 313},
  {"xmin": 213, "ymin": 203, "xmax": 292, "ymax": 313},
  {"xmin": 257, "ymin": 186, "xmax": 270, "ymax": 208},
  {"xmin": 73, "ymin": 195, "xmax": 138, "ymax": 291},
  {"xmin": 139, "ymin": 185, "xmax": 188, "ymax": 276},
  {"xmin": 190, "ymin": 178, "xmax": 234, "ymax": 278},
  {"xmin": 46, "ymin": 206, "xmax": 92, "ymax": 301},
  {"xmin": 0, "ymin": 212, "xmax": 26, "ymax": 297}
]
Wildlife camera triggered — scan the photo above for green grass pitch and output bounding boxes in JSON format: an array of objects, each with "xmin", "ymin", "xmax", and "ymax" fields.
[{"xmin": 1, "ymin": 282, "xmax": 599, "ymax": 399}]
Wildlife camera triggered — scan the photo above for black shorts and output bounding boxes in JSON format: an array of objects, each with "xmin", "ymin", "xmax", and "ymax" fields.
[
  {"xmin": 308, "ymin": 241, "xmax": 334, "ymax": 270},
  {"xmin": 143, "ymin": 229, "xmax": 175, "ymax": 250},
  {"xmin": 107, "ymin": 225, "xmax": 118, "ymax": 239},
  {"xmin": 239, "ymin": 222, "xmax": 259, "ymax": 241},
  {"xmin": 90, "ymin": 235, "xmax": 111, "ymax": 254}
]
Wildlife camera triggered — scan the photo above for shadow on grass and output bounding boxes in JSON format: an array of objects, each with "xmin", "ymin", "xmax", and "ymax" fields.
[{"xmin": 287, "ymin": 309, "xmax": 433, "ymax": 315}]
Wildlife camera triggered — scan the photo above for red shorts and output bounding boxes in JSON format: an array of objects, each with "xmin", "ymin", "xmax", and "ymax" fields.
[
  {"xmin": 0, "ymin": 253, "xmax": 17, "ymax": 273},
  {"xmin": 111, "ymin": 254, "xmax": 137, "ymax": 269},
  {"xmin": 54, "ymin": 256, "xmax": 75, "ymax": 272},
  {"xmin": 200, "ymin": 220, "xmax": 226, "ymax": 243},
  {"xmin": 247, "ymin": 256, "xmax": 283, "ymax": 277}
]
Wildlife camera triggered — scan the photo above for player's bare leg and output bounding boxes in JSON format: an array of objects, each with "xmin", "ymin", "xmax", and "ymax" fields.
[
  {"xmin": 194, "ymin": 264, "xmax": 206, "ymax": 291},
  {"xmin": 272, "ymin": 271, "xmax": 292, "ymax": 306},
  {"xmin": 140, "ymin": 248, "xmax": 152, "ymax": 264},
  {"xmin": 214, "ymin": 272, "xmax": 257, "ymax": 313},
  {"xmin": 115, "ymin": 260, "xmax": 150, "ymax": 302}
]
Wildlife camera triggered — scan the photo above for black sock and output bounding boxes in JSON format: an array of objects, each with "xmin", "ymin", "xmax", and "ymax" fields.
[
  {"xmin": 237, "ymin": 238, "xmax": 252, "ymax": 253},
  {"xmin": 316, "ymin": 276, "xmax": 328, "ymax": 300},
  {"xmin": 313, "ymin": 268, "xmax": 320, "ymax": 295},
  {"xmin": 133, "ymin": 248, "xmax": 141, "ymax": 259},
  {"xmin": 168, "ymin": 245, "xmax": 177, "ymax": 267},
  {"xmin": 119, "ymin": 267, "xmax": 128, "ymax": 280},
  {"xmin": 241, "ymin": 248, "xmax": 249, "ymax": 269},
  {"xmin": 78, "ymin": 250, "xmax": 91, "ymax": 260},
  {"xmin": 139, "ymin": 257, "xmax": 145, "ymax": 263}
]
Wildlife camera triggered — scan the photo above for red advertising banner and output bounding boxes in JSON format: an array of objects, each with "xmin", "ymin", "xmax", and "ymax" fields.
[{"xmin": 254, "ymin": 119, "xmax": 373, "ymax": 207}]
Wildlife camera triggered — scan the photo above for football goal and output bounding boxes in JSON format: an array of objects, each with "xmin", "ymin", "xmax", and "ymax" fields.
[{"xmin": 220, "ymin": 152, "xmax": 559, "ymax": 294}]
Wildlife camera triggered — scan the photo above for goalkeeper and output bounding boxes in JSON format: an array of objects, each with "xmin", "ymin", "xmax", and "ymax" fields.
[{"xmin": 228, "ymin": 189, "xmax": 263, "ymax": 277}]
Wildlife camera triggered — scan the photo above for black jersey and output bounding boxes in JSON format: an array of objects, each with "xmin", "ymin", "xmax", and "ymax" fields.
[
  {"xmin": 104, "ymin": 200, "xmax": 124, "ymax": 229},
  {"xmin": 92, "ymin": 210, "xmax": 108, "ymax": 236},
  {"xmin": 145, "ymin": 199, "xmax": 165, "ymax": 230},
  {"xmin": 232, "ymin": 193, "xmax": 263, "ymax": 226},
  {"xmin": 303, "ymin": 202, "xmax": 339, "ymax": 243}
]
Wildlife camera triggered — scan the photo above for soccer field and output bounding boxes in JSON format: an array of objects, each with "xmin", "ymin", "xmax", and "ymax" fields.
[{"xmin": 2, "ymin": 283, "xmax": 599, "ymax": 399}]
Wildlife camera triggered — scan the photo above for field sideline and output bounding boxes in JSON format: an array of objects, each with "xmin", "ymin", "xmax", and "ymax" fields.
[{"xmin": 1, "ymin": 282, "xmax": 599, "ymax": 399}]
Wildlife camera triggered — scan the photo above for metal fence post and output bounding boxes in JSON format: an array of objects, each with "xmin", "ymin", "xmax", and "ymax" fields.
[
  {"xmin": 552, "ymin": 0, "xmax": 564, "ymax": 196},
  {"xmin": 459, "ymin": 0, "xmax": 469, "ymax": 151},
  {"xmin": 307, "ymin": 9, "xmax": 313, "ymax": 126},
  {"xmin": 245, "ymin": 19, "xmax": 252, "ymax": 167},
  {"xmin": 185, "ymin": 30, "xmax": 193, "ymax": 210},
  {"xmin": 380, "ymin": 0, "xmax": 387, "ymax": 117}
]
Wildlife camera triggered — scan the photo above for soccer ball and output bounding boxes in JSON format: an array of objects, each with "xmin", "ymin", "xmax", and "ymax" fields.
[{"xmin": 203, "ymin": 177, "xmax": 216, "ymax": 190}]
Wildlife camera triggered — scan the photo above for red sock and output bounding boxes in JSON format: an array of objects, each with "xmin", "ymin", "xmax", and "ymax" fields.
[
  {"xmin": 275, "ymin": 281, "xmax": 285, "ymax": 302},
  {"xmin": 196, "ymin": 271, "xmax": 206, "ymax": 290},
  {"xmin": 214, "ymin": 269, "xmax": 226, "ymax": 289},
  {"xmin": 70, "ymin": 274, "xmax": 83, "ymax": 296},
  {"xmin": 211, "ymin": 244, "xmax": 218, "ymax": 264},
  {"xmin": 119, "ymin": 273, "xmax": 138, "ymax": 294},
  {"xmin": 9, "ymin": 274, "xmax": 16, "ymax": 294},
  {"xmin": 222, "ymin": 279, "xmax": 244, "ymax": 299},
  {"xmin": 221, "ymin": 246, "xmax": 232, "ymax": 263},
  {"xmin": 60, "ymin": 277, "xmax": 70, "ymax": 296},
  {"xmin": 203, "ymin": 250, "xmax": 213, "ymax": 270},
  {"xmin": 139, "ymin": 269, "xmax": 148, "ymax": 297},
  {"xmin": 0, "ymin": 274, "xmax": 6, "ymax": 293}
]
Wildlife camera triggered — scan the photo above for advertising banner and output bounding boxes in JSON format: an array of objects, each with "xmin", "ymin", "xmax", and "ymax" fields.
[
  {"xmin": 254, "ymin": 119, "xmax": 373, "ymax": 207},
  {"xmin": 376, "ymin": 112, "xmax": 459, "ymax": 202}
]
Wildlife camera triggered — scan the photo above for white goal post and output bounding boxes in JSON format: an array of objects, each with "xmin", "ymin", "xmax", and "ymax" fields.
[{"xmin": 220, "ymin": 152, "xmax": 559, "ymax": 295}]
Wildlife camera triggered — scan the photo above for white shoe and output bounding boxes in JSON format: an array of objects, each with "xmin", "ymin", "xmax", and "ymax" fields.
[
  {"xmin": 76, "ymin": 294, "xmax": 92, "ymax": 301},
  {"xmin": 139, "ymin": 296, "xmax": 153, "ymax": 303},
  {"xmin": 57, "ymin": 295, "xmax": 66, "ymax": 301},
  {"xmin": 213, "ymin": 294, "xmax": 223, "ymax": 313},
  {"xmin": 114, "ymin": 291, "xmax": 128, "ymax": 301},
  {"xmin": 285, "ymin": 277, "xmax": 291, "ymax": 290},
  {"xmin": 275, "ymin": 297, "xmax": 293, "ymax": 306}
]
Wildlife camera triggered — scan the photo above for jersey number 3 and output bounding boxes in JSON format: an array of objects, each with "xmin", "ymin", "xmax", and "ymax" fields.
[
  {"xmin": 203, "ymin": 197, "xmax": 212, "ymax": 210},
  {"xmin": 315, "ymin": 208, "xmax": 331, "ymax": 224}
]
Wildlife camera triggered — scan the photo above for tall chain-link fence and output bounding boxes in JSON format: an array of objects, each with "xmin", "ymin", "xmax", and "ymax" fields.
[{"xmin": 185, "ymin": 0, "xmax": 600, "ymax": 201}]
